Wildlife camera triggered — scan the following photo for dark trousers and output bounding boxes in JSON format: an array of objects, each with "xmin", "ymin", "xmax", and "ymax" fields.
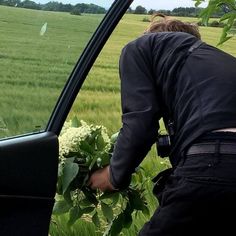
[{"xmin": 139, "ymin": 134, "xmax": 236, "ymax": 236}]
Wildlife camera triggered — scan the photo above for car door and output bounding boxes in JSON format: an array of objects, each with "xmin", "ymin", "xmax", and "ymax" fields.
[{"xmin": 0, "ymin": 0, "xmax": 132, "ymax": 235}]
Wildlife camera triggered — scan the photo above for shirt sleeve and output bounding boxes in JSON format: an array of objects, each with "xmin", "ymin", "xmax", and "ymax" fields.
[{"xmin": 109, "ymin": 38, "xmax": 162, "ymax": 189}]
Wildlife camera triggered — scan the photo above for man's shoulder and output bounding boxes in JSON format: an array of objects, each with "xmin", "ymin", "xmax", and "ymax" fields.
[
  {"xmin": 122, "ymin": 32, "xmax": 166, "ymax": 51},
  {"xmin": 125, "ymin": 32, "xmax": 198, "ymax": 48}
]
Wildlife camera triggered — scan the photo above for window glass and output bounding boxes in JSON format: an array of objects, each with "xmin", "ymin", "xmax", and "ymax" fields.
[{"xmin": 0, "ymin": 2, "xmax": 112, "ymax": 139}]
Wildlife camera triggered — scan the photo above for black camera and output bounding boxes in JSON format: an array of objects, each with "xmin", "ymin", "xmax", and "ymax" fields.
[
  {"xmin": 156, "ymin": 134, "xmax": 171, "ymax": 158},
  {"xmin": 156, "ymin": 120, "xmax": 174, "ymax": 158}
]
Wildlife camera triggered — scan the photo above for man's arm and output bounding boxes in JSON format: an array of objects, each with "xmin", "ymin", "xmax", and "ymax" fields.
[
  {"xmin": 88, "ymin": 37, "xmax": 162, "ymax": 192},
  {"xmin": 109, "ymin": 38, "xmax": 161, "ymax": 189}
]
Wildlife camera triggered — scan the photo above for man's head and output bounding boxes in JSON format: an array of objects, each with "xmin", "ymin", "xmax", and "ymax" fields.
[{"xmin": 144, "ymin": 13, "xmax": 201, "ymax": 39}]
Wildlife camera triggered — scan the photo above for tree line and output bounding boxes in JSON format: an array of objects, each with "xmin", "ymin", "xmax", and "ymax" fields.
[
  {"xmin": 0, "ymin": 0, "xmax": 106, "ymax": 14},
  {"xmin": 0, "ymin": 0, "xmax": 227, "ymax": 18},
  {"xmin": 130, "ymin": 5, "xmax": 225, "ymax": 18}
]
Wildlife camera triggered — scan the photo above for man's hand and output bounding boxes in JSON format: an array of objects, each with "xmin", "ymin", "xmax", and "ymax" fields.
[{"xmin": 88, "ymin": 165, "xmax": 116, "ymax": 192}]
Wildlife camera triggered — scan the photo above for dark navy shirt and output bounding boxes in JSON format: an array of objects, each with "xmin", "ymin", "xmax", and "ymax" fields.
[{"xmin": 110, "ymin": 32, "xmax": 236, "ymax": 189}]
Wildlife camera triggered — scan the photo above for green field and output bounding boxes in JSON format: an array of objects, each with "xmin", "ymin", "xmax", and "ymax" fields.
[
  {"xmin": 0, "ymin": 6, "xmax": 103, "ymax": 137},
  {"xmin": 1, "ymin": 5, "xmax": 236, "ymax": 235}
]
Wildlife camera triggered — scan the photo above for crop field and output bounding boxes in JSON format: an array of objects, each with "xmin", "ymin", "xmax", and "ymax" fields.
[
  {"xmin": 0, "ymin": 6, "xmax": 103, "ymax": 137},
  {"xmin": 1, "ymin": 5, "xmax": 236, "ymax": 236}
]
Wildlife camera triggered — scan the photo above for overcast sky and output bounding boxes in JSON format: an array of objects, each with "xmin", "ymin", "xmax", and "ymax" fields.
[{"xmin": 37, "ymin": 0, "xmax": 208, "ymax": 10}]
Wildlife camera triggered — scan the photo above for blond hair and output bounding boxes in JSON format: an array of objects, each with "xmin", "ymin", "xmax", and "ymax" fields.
[{"xmin": 144, "ymin": 13, "xmax": 201, "ymax": 39}]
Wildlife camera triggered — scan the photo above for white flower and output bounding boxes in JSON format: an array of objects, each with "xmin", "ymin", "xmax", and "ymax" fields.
[{"xmin": 59, "ymin": 119, "xmax": 111, "ymax": 163}]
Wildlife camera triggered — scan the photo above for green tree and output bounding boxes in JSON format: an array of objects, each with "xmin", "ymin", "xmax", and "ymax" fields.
[
  {"xmin": 172, "ymin": 7, "xmax": 202, "ymax": 17},
  {"xmin": 157, "ymin": 9, "xmax": 172, "ymax": 16},
  {"xmin": 58, "ymin": 3, "xmax": 73, "ymax": 12},
  {"xmin": 148, "ymin": 9, "xmax": 157, "ymax": 15},
  {"xmin": 73, "ymin": 3, "xmax": 106, "ymax": 14},
  {"xmin": 0, "ymin": 0, "xmax": 20, "ymax": 6},
  {"xmin": 134, "ymin": 5, "xmax": 147, "ymax": 14},
  {"xmin": 194, "ymin": 0, "xmax": 236, "ymax": 44},
  {"xmin": 20, "ymin": 0, "xmax": 41, "ymax": 10},
  {"xmin": 42, "ymin": 1, "xmax": 61, "ymax": 11},
  {"xmin": 70, "ymin": 8, "xmax": 81, "ymax": 15}
]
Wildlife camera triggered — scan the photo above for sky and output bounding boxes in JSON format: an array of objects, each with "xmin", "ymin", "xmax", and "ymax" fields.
[{"xmin": 37, "ymin": 0, "xmax": 208, "ymax": 10}]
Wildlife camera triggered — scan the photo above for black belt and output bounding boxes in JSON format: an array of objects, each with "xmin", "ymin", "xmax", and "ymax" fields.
[{"xmin": 186, "ymin": 142, "xmax": 236, "ymax": 155}]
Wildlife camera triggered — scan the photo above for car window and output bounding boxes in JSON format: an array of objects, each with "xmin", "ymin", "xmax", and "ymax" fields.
[{"xmin": 0, "ymin": 2, "xmax": 113, "ymax": 139}]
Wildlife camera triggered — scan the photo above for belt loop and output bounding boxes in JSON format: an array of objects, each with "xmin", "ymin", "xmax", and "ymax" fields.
[{"xmin": 178, "ymin": 149, "xmax": 187, "ymax": 166}]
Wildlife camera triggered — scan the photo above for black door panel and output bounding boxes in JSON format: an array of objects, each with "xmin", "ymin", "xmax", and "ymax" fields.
[{"xmin": 0, "ymin": 132, "xmax": 58, "ymax": 235}]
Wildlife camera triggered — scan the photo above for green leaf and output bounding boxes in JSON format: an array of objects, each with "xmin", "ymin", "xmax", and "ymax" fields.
[
  {"xmin": 194, "ymin": 0, "xmax": 205, "ymax": 7},
  {"xmin": 56, "ymin": 175, "xmax": 63, "ymax": 195},
  {"xmin": 141, "ymin": 204, "xmax": 150, "ymax": 216},
  {"xmin": 129, "ymin": 189, "xmax": 146, "ymax": 211},
  {"xmin": 101, "ymin": 202, "xmax": 113, "ymax": 222},
  {"xmin": 62, "ymin": 161, "xmax": 79, "ymax": 194},
  {"xmin": 86, "ymin": 128, "xmax": 101, "ymax": 146},
  {"xmin": 123, "ymin": 209, "xmax": 132, "ymax": 229},
  {"xmin": 100, "ymin": 191, "xmax": 119, "ymax": 200},
  {"xmin": 65, "ymin": 157, "xmax": 76, "ymax": 163},
  {"xmin": 111, "ymin": 192, "xmax": 120, "ymax": 206},
  {"xmin": 194, "ymin": 0, "xmax": 236, "ymax": 45},
  {"xmin": 82, "ymin": 187, "xmax": 99, "ymax": 206},
  {"xmin": 88, "ymin": 154, "xmax": 99, "ymax": 170},
  {"xmin": 100, "ymin": 192, "xmax": 120, "ymax": 206},
  {"xmin": 110, "ymin": 132, "xmax": 119, "ymax": 144},
  {"xmin": 80, "ymin": 140, "xmax": 94, "ymax": 155},
  {"xmin": 92, "ymin": 211, "xmax": 100, "ymax": 228},
  {"xmin": 79, "ymin": 198, "xmax": 94, "ymax": 207},
  {"xmin": 53, "ymin": 200, "xmax": 71, "ymax": 215},
  {"xmin": 219, "ymin": 12, "xmax": 235, "ymax": 22},
  {"xmin": 99, "ymin": 152, "xmax": 110, "ymax": 167},
  {"xmin": 109, "ymin": 213, "xmax": 124, "ymax": 236},
  {"xmin": 82, "ymin": 206, "xmax": 95, "ymax": 214},
  {"xmin": 71, "ymin": 116, "xmax": 81, "ymax": 127},
  {"xmin": 68, "ymin": 206, "xmax": 83, "ymax": 226},
  {"xmin": 197, "ymin": 0, "xmax": 219, "ymax": 26},
  {"xmin": 217, "ymin": 23, "xmax": 233, "ymax": 45},
  {"xmin": 63, "ymin": 189, "xmax": 73, "ymax": 206},
  {"xmin": 96, "ymin": 133, "xmax": 106, "ymax": 151},
  {"xmin": 58, "ymin": 162, "xmax": 64, "ymax": 177},
  {"xmin": 217, "ymin": 35, "xmax": 232, "ymax": 45}
]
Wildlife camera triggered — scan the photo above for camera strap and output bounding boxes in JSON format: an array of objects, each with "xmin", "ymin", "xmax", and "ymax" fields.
[{"xmin": 188, "ymin": 39, "xmax": 203, "ymax": 54}]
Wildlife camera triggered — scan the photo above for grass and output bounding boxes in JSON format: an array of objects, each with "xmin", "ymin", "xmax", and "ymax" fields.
[
  {"xmin": 0, "ymin": 5, "xmax": 103, "ymax": 137},
  {"xmin": 1, "ymin": 6, "xmax": 236, "ymax": 235}
]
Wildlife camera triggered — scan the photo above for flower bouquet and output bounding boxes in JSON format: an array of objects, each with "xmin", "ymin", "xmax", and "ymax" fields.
[{"xmin": 53, "ymin": 116, "xmax": 150, "ymax": 236}]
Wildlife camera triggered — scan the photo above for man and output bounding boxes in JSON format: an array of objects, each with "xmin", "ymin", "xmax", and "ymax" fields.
[{"xmin": 89, "ymin": 14, "xmax": 236, "ymax": 235}]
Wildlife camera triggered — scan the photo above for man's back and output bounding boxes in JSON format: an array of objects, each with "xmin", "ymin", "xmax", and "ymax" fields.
[{"xmin": 173, "ymin": 41, "xmax": 236, "ymax": 161}]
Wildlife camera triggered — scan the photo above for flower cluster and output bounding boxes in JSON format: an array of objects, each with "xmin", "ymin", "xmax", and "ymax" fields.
[
  {"xmin": 59, "ymin": 119, "xmax": 111, "ymax": 165},
  {"xmin": 57, "ymin": 117, "xmax": 112, "ymax": 194}
]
